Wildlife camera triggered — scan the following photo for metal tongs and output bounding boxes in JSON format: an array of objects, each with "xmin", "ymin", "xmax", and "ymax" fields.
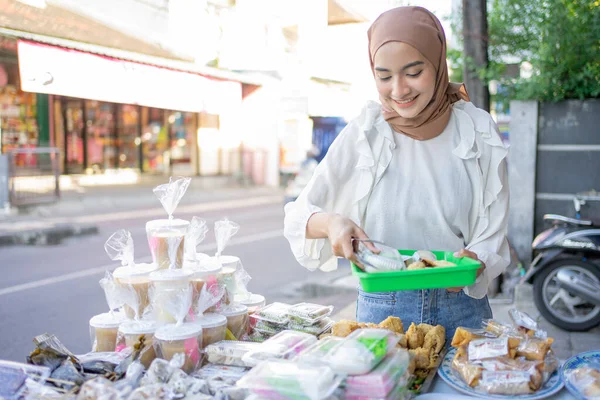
[{"xmin": 353, "ymin": 239, "xmax": 409, "ymax": 272}]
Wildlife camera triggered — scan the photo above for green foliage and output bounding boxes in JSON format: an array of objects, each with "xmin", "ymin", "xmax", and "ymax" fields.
[{"xmin": 453, "ymin": 0, "xmax": 600, "ymax": 102}]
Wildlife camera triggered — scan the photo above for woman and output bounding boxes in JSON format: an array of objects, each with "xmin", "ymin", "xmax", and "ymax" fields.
[{"xmin": 283, "ymin": 6, "xmax": 510, "ymax": 341}]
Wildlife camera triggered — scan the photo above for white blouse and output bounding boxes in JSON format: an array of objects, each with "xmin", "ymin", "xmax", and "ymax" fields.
[{"xmin": 283, "ymin": 100, "xmax": 510, "ymax": 299}]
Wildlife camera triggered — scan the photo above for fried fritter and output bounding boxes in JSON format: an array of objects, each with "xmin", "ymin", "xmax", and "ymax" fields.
[
  {"xmin": 407, "ymin": 322, "xmax": 425, "ymax": 349},
  {"xmin": 379, "ymin": 316, "xmax": 404, "ymax": 334},
  {"xmin": 423, "ymin": 325, "xmax": 446, "ymax": 354},
  {"xmin": 331, "ymin": 320, "xmax": 360, "ymax": 338}
]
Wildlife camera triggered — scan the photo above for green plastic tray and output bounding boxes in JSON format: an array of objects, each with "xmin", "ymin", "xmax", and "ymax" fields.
[{"xmin": 352, "ymin": 250, "xmax": 482, "ymax": 292}]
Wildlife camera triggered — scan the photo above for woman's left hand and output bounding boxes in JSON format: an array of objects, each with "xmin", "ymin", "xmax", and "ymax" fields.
[{"xmin": 447, "ymin": 249, "xmax": 486, "ymax": 293}]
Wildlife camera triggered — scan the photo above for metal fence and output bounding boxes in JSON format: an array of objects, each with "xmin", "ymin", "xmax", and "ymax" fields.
[{"xmin": 7, "ymin": 147, "xmax": 60, "ymax": 206}]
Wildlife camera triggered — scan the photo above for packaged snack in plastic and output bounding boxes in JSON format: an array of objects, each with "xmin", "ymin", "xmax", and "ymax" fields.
[
  {"xmin": 234, "ymin": 293, "xmax": 266, "ymax": 314},
  {"xmin": 482, "ymin": 319, "xmax": 519, "ymax": 337},
  {"xmin": 541, "ymin": 350, "xmax": 559, "ymax": 383},
  {"xmin": 288, "ymin": 317, "xmax": 334, "ymax": 336},
  {"xmin": 221, "ymin": 304, "xmax": 250, "ymax": 340},
  {"xmin": 480, "ymin": 357, "xmax": 544, "ymax": 391},
  {"xmin": 468, "ymin": 337, "xmax": 510, "ymax": 361},
  {"xmin": 141, "ymin": 354, "xmax": 185, "ymax": 386},
  {"xmin": 149, "ymin": 269, "xmax": 193, "ymax": 323},
  {"xmin": 451, "ymin": 346, "xmax": 483, "ymax": 387},
  {"xmin": 345, "ymin": 380, "xmax": 412, "ymax": 400},
  {"xmin": 242, "ymin": 330, "xmax": 318, "ymax": 367},
  {"xmin": 205, "ymin": 341, "xmax": 261, "ymax": 367},
  {"xmin": 99, "ymin": 269, "xmax": 137, "ymax": 315},
  {"xmin": 184, "ymin": 216, "xmax": 209, "ymax": 264},
  {"xmin": 0, "ymin": 360, "xmax": 50, "ymax": 400},
  {"xmin": 345, "ymin": 349, "xmax": 411, "ymax": 398},
  {"xmin": 327, "ymin": 328, "xmax": 400, "ymax": 375},
  {"xmin": 288, "ymin": 303, "xmax": 334, "ymax": 325},
  {"xmin": 147, "ymin": 177, "xmax": 192, "ymax": 270},
  {"xmin": 516, "ymin": 337, "xmax": 554, "ymax": 361},
  {"xmin": 244, "ymin": 330, "xmax": 273, "ymax": 343},
  {"xmin": 116, "ymin": 320, "xmax": 159, "ymax": 369},
  {"xmin": 451, "ymin": 326, "xmax": 497, "ymax": 347},
  {"xmin": 566, "ymin": 367, "xmax": 600, "ymax": 400},
  {"xmin": 154, "ymin": 322, "xmax": 203, "ymax": 374},
  {"xmin": 251, "ymin": 317, "xmax": 286, "ymax": 335},
  {"xmin": 89, "ymin": 311, "xmax": 127, "ymax": 352},
  {"xmin": 253, "ymin": 302, "xmax": 292, "ymax": 324},
  {"xmin": 294, "ymin": 336, "xmax": 344, "ymax": 366},
  {"xmin": 509, "ymin": 309, "xmax": 547, "ymax": 339},
  {"xmin": 194, "ymin": 364, "xmax": 250, "ymax": 382},
  {"xmin": 355, "ymin": 240, "xmax": 407, "ymax": 272},
  {"xmin": 477, "ymin": 370, "xmax": 532, "ymax": 395},
  {"xmin": 236, "ymin": 360, "xmax": 343, "ymax": 400}
]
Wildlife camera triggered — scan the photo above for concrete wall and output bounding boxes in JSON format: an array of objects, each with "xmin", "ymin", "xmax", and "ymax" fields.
[{"xmin": 509, "ymin": 99, "xmax": 600, "ymax": 264}]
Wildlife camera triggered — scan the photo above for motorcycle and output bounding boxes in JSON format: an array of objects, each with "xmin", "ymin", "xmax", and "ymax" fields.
[{"xmin": 521, "ymin": 194, "xmax": 600, "ymax": 331}]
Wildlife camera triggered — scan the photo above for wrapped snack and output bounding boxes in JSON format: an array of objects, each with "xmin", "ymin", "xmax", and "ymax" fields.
[
  {"xmin": 253, "ymin": 302, "xmax": 292, "ymax": 324},
  {"xmin": 89, "ymin": 311, "xmax": 127, "ymax": 353},
  {"xmin": 294, "ymin": 336, "xmax": 344, "ymax": 366},
  {"xmin": 566, "ymin": 367, "xmax": 600, "ymax": 399},
  {"xmin": 483, "ymin": 318, "xmax": 518, "ymax": 337},
  {"xmin": 516, "ymin": 337, "xmax": 554, "ymax": 361},
  {"xmin": 236, "ymin": 360, "xmax": 343, "ymax": 400},
  {"xmin": 288, "ymin": 317, "xmax": 334, "ymax": 336},
  {"xmin": 242, "ymin": 330, "xmax": 317, "ymax": 367},
  {"xmin": 204, "ymin": 341, "xmax": 261, "ymax": 367},
  {"xmin": 154, "ymin": 323, "xmax": 203, "ymax": 374},
  {"xmin": 345, "ymin": 349, "xmax": 411, "ymax": 398},
  {"xmin": 288, "ymin": 303, "xmax": 334, "ymax": 325},
  {"xmin": 477, "ymin": 370, "xmax": 532, "ymax": 395},
  {"xmin": 327, "ymin": 329, "xmax": 400, "ymax": 375},
  {"xmin": 221, "ymin": 304, "xmax": 250, "ymax": 340},
  {"xmin": 541, "ymin": 350, "xmax": 559, "ymax": 383},
  {"xmin": 481, "ymin": 357, "xmax": 544, "ymax": 391},
  {"xmin": 468, "ymin": 337, "xmax": 510, "ymax": 361},
  {"xmin": 116, "ymin": 320, "xmax": 159, "ymax": 369},
  {"xmin": 147, "ymin": 177, "xmax": 192, "ymax": 270},
  {"xmin": 253, "ymin": 318, "xmax": 284, "ymax": 335},
  {"xmin": 451, "ymin": 326, "xmax": 496, "ymax": 347},
  {"xmin": 141, "ymin": 354, "xmax": 185, "ymax": 386},
  {"xmin": 244, "ymin": 330, "xmax": 272, "ymax": 343},
  {"xmin": 509, "ymin": 309, "xmax": 547, "ymax": 339},
  {"xmin": 0, "ymin": 360, "xmax": 51, "ymax": 400},
  {"xmin": 406, "ymin": 323, "xmax": 425, "ymax": 349},
  {"xmin": 184, "ymin": 216, "xmax": 208, "ymax": 264},
  {"xmin": 451, "ymin": 346, "xmax": 483, "ymax": 387},
  {"xmin": 233, "ymin": 293, "xmax": 266, "ymax": 314},
  {"xmin": 149, "ymin": 269, "xmax": 193, "ymax": 323},
  {"xmin": 356, "ymin": 240, "xmax": 406, "ymax": 272},
  {"xmin": 193, "ymin": 364, "xmax": 250, "ymax": 382},
  {"xmin": 345, "ymin": 382, "xmax": 412, "ymax": 400}
]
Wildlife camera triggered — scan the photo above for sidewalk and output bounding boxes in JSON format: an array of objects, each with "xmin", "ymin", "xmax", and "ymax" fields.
[
  {"xmin": 332, "ymin": 276, "xmax": 600, "ymax": 360},
  {"xmin": 0, "ymin": 175, "xmax": 283, "ymax": 246}
]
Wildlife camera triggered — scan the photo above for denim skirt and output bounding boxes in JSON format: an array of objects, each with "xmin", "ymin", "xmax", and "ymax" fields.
[{"xmin": 356, "ymin": 287, "xmax": 493, "ymax": 343}]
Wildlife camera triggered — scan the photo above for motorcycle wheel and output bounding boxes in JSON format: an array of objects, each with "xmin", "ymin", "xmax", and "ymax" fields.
[{"xmin": 533, "ymin": 259, "xmax": 600, "ymax": 331}]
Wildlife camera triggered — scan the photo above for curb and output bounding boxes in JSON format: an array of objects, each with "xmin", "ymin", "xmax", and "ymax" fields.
[{"xmin": 0, "ymin": 224, "xmax": 99, "ymax": 247}]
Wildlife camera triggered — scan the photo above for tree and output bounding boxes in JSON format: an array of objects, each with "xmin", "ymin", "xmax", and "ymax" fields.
[{"xmin": 462, "ymin": 0, "xmax": 490, "ymax": 111}]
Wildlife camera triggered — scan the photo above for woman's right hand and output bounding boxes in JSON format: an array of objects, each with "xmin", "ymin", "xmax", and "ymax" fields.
[{"xmin": 326, "ymin": 214, "xmax": 378, "ymax": 269}]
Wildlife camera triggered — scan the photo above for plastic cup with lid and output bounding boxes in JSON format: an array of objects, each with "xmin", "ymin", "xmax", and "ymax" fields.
[
  {"xmin": 215, "ymin": 255, "xmax": 241, "ymax": 304},
  {"xmin": 195, "ymin": 313, "xmax": 227, "ymax": 348},
  {"xmin": 146, "ymin": 219, "xmax": 190, "ymax": 270},
  {"xmin": 113, "ymin": 262, "xmax": 158, "ymax": 319},
  {"xmin": 155, "ymin": 322, "xmax": 203, "ymax": 374},
  {"xmin": 89, "ymin": 312, "xmax": 127, "ymax": 352},
  {"xmin": 149, "ymin": 269, "xmax": 193, "ymax": 323},
  {"xmin": 234, "ymin": 293, "xmax": 266, "ymax": 314},
  {"xmin": 221, "ymin": 304, "xmax": 250, "ymax": 340},
  {"xmin": 117, "ymin": 320, "xmax": 159, "ymax": 368}
]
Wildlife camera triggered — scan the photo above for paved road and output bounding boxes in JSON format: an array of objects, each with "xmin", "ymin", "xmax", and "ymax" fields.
[{"xmin": 0, "ymin": 193, "xmax": 355, "ymax": 362}]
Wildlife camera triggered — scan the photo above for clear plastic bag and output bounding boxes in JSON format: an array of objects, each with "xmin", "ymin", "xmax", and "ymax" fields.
[
  {"xmin": 354, "ymin": 240, "xmax": 407, "ymax": 272},
  {"xmin": 149, "ymin": 269, "xmax": 193, "ymax": 324},
  {"xmin": 0, "ymin": 361, "xmax": 51, "ymax": 400},
  {"xmin": 242, "ymin": 330, "xmax": 318, "ymax": 367},
  {"xmin": 566, "ymin": 366, "xmax": 600, "ymax": 400},
  {"xmin": 236, "ymin": 360, "xmax": 343, "ymax": 400},
  {"xmin": 345, "ymin": 380, "xmax": 412, "ymax": 400},
  {"xmin": 185, "ymin": 216, "xmax": 208, "ymax": 264},
  {"xmin": 477, "ymin": 370, "xmax": 532, "ymax": 395},
  {"xmin": 508, "ymin": 309, "xmax": 547, "ymax": 339},
  {"xmin": 288, "ymin": 303, "xmax": 334, "ymax": 325},
  {"xmin": 115, "ymin": 320, "xmax": 158, "ymax": 369},
  {"xmin": 205, "ymin": 341, "xmax": 261, "ymax": 367},
  {"xmin": 294, "ymin": 336, "xmax": 344, "ymax": 366},
  {"xmin": 220, "ymin": 304, "xmax": 250, "ymax": 340},
  {"xmin": 154, "ymin": 323, "xmax": 203, "ymax": 374},
  {"xmin": 468, "ymin": 337, "xmax": 510, "ymax": 361},
  {"xmin": 327, "ymin": 328, "xmax": 400, "ymax": 375},
  {"xmin": 193, "ymin": 364, "xmax": 250, "ymax": 382},
  {"xmin": 345, "ymin": 349, "xmax": 411, "ymax": 398}
]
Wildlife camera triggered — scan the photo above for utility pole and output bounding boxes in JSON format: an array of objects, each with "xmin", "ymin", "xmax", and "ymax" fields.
[{"xmin": 462, "ymin": 0, "xmax": 490, "ymax": 111}]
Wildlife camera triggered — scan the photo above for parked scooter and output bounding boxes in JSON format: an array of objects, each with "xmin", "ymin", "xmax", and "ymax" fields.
[{"xmin": 522, "ymin": 194, "xmax": 600, "ymax": 331}]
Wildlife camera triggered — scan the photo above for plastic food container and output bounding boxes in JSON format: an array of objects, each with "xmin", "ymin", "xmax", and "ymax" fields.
[
  {"xmin": 113, "ymin": 263, "xmax": 158, "ymax": 319},
  {"xmin": 345, "ymin": 382, "xmax": 412, "ymax": 400},
  {"xmin": 154, "ymin": 322, "xmax": 203, "ymax": 374},
  {"xmin": 234, "ymin": 293, "xmax": 266, "ymax": 314},
  {"xmin": 326, "ymin": 329, "xmax": 400, "ymax": 375},
  {"xmin": 117, "ymin": 320, "xmax": 159, "ymax": 368},
  {"xmin": 288, "ymin": 317, "xmax": 334, "ymax": 336},
  {"xmin": 253, "ymin": 302, "xmax": 292, "ymax": 324},
  {"xmin": 288, "ymin": 303, "xmax": 334, "ymax": 325},
  {"xmin": 236, "ymin": 360, "xmax": 343, "ymax": 400},
  {"xmin": 252, "ymin": 318, "xmax": 285, "ymax": 336},
  {"xmin": 204, "ymin": 340, "xmax": 261, "ymax": 367},
  {"xmin": 294, "ymin": 336, "xmax": 344, "ymax": 366},
  {"xmin": 146, "ymin": 219, "xmax": 189, "ymax": 270},
  {"xmin": 352, "ymin": 250, "xmax": 481, "ymax": 292},
  {"xmin": 149, "ymin": 269, "xmax": 193, "ymax": 323},
  {"xmin": 221, "ymin": 304, "xmax": 249, "ymax": 340},
  {"xmin": 345, "ymin": 349, "xmax": 411, "ymax": 398},
  {"xmin": 216, "ymin": 256, "xmax": 239, "ymax": 304},
  {"xmin": 195, "ymin": 313, "xmax": 227, "ymax": 348},
  {"xmin": 242, "ymin": 330, "xmax": 318, "ymax": 367},
  {"xmin": 89, "ymin": 312, "xmax": 127, "ymax": 352}
]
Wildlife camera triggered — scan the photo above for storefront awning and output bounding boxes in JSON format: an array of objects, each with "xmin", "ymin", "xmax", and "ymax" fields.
[{"xmin": 17, "ymin": 40, "xmax": 242, "ymax": 113}]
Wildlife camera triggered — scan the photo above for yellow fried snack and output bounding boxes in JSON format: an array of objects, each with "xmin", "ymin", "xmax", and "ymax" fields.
[
  {"xmin": 417, "ymin": 323, "xmax": 435, "ymax": 336},
  {"xmin": 516, "ymin": 337, "xmax": 554, "ymax": 361},
  {"xmin": 379, "ymin": 316, "xmax": 404, "ymax": 334},
  {"xmin": 332, "ymin": 320, "xmax": 360, "ymax": 337},
  {"xmin": 360, "ymin": 322, "xmax": 380, "ymax": 329},
  {"xmin": 508, "ymin": 336, "xmax": 521, "ymax": 358},
  {"xmin": 423, "ymin": 325, "xmax": 446, "ymax": 354},
  {"xmin": 407, "ymin": 261, "xmax": 426, "ymax": 270},
  {"xmin": 407, "ymin": 322, "xmax": 425, "ymax": 349},
  {"xmin": 451, "ymin": 327, "xmax": 487, "ymax": 347},
  {"xmin": 396, "ymin": 333, "xmax": 408, "ymax": 348},
  {"xmin": 409, "ymin": 347, "xmax": 430, "ymax": 369},
  {"xmin": 452, "ymin": 346, "xmax": 483, "ymax": 387}
]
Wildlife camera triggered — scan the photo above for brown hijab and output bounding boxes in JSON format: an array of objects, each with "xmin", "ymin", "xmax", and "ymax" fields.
[{"xmin": 368, "ymin": 6, "xmax": 469, "ymax": 140}]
